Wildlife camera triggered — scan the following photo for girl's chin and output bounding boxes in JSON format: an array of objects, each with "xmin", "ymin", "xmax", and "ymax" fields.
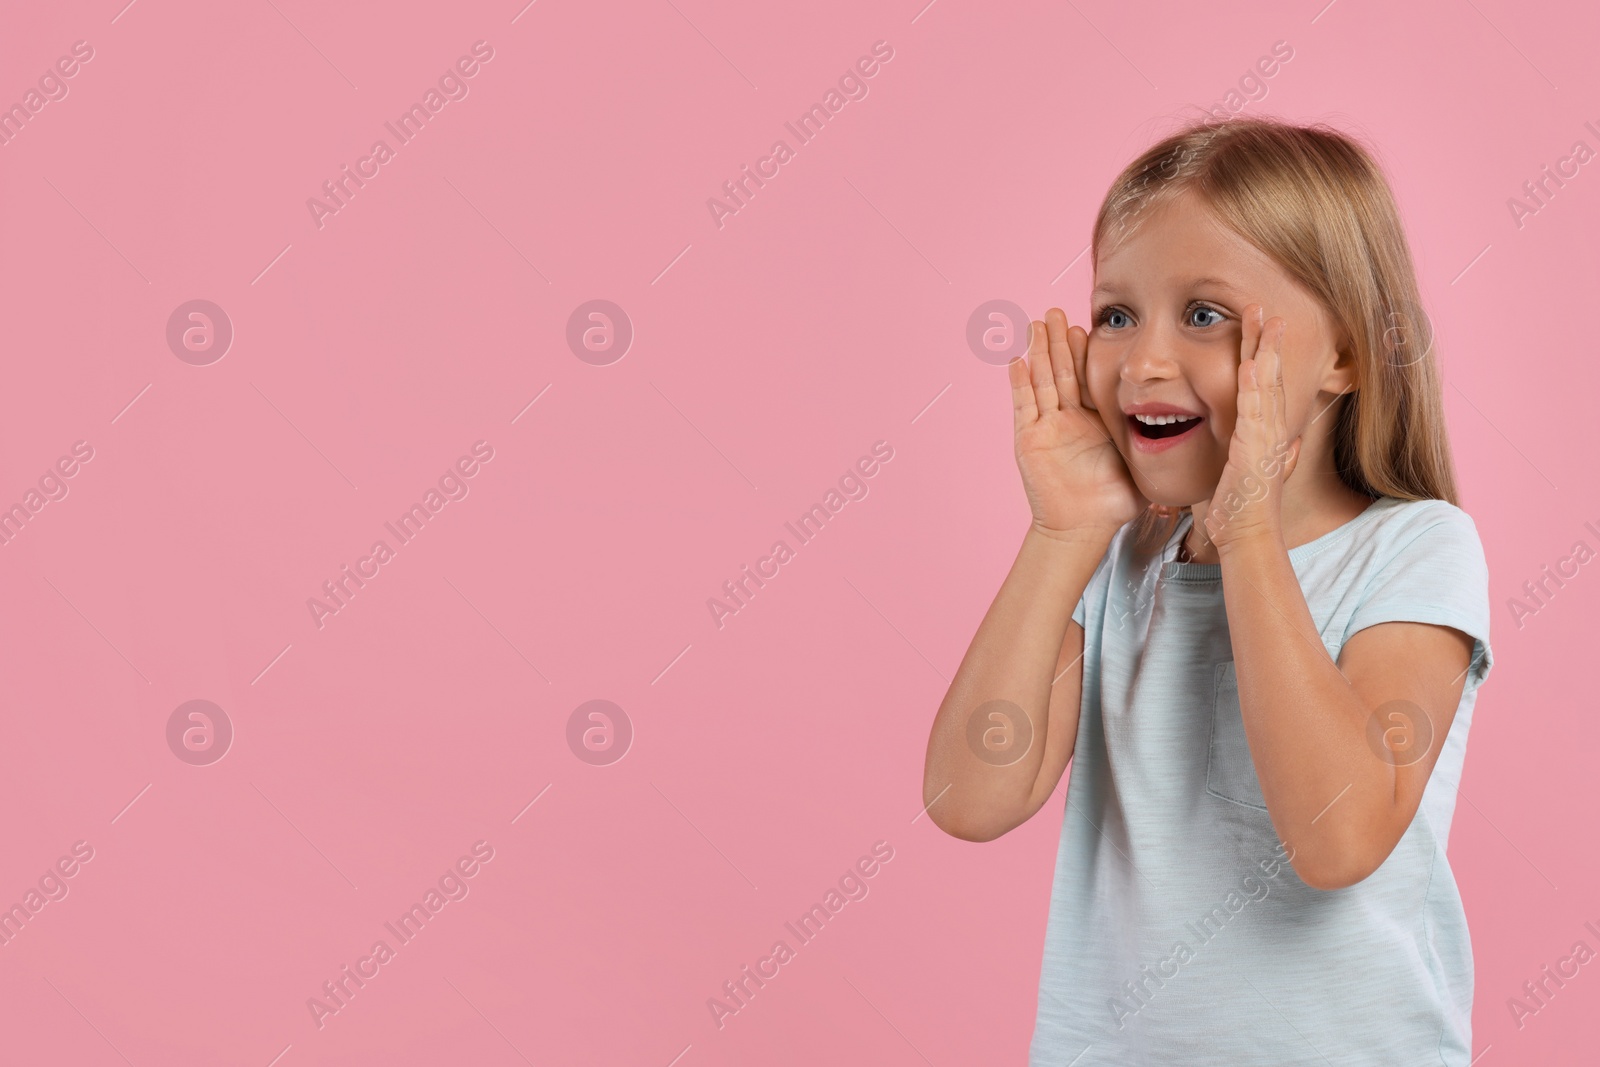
[
  {"xmin": 1120, "ymin": 455, "xmax": 1222, "ymax": 510},
  {"xmin": 1130, "ymin": 483, "xmax": 1215, "ymax": 512}
]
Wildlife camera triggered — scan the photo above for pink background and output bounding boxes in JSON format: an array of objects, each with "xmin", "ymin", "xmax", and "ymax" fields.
[{"xmin": 1, "ymin": 0, "xmax": 1596, "ymax": 1063}]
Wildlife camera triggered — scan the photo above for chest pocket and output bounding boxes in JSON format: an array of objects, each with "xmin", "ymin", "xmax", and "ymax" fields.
[{"xmin": 1206, "ymin": 661, "xmax": 1269, "ymax": 810}]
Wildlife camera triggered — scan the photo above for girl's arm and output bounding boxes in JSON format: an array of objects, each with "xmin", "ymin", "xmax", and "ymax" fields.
[
  {"xmin": 922, "ymin": 308, "xmax": 1143, "ymax": 842},
  {"xmin": 1219, "ymin": 536, "xmax": 1473, "ymax": 889},
  {"xmin": 922, "ymin": 524, "xmax": 1113, "ymax": 842},
  {"xmin": 1206, "ymin": 307, "xmax": 1477, "ymax": 889}
]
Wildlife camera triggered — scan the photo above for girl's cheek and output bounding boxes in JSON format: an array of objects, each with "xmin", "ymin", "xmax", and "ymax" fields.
[
  {"xmin": 1085, "ymin": 367, "xmax": 1115, "ymax": 413},
  {"xmin": 1084, "ymin": 342, "xmax": 1115, "ymax": 410}
]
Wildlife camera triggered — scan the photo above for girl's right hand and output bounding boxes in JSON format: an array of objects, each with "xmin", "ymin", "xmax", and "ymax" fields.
[{"xmin": 1009, "ymin": 307, "xmax": 1148, "ymax": 538}]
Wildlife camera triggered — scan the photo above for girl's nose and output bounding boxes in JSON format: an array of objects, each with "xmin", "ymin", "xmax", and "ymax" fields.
[{"xmin": 1120, "ymin": 335, "xmax": 1183, "ymax": 385}]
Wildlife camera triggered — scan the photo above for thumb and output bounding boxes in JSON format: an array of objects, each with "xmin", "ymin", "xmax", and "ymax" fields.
[{"xmin": 1283, "ymin": 437, "xmax": 1303, "ymax": 481}]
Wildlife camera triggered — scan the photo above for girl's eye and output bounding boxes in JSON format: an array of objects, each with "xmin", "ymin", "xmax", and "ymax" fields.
[
  {"xmin": 1094, "ymin": 307, "xmax": 1131, "ymax": 330},
  {"xmin": 1092, "ymin": 303, "xmax": 1226, "ymax": 330}
]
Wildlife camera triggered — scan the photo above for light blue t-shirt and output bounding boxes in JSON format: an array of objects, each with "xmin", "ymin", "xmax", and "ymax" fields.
[{"xmin": 1031, "ymin": 495, "xmax": 1494, "ymax": 1066}]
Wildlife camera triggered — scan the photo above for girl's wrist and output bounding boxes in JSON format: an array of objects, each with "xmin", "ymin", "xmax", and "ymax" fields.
[
  {"xmin": 1215, "ymin": 523, "xmax": 1286, "ymax": 561},
  {"xmin": 1026, "ymin": 519, "xmax": 1121, "ymax": 550}
]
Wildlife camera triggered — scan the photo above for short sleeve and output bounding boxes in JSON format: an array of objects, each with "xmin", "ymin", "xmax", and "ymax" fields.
[
  {"xmin": 1342, "ymin": 508, "xmax": 1494, "ymax": 691},
  {"xmin": 1072, "ymin": 537, "xmax": 1116, "ymax": 630}
]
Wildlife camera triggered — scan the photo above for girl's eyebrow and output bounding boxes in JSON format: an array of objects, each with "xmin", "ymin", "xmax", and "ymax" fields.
[{"xmin": 1091, "ymin": 276, "xmax": 1249, "ymax": 301}]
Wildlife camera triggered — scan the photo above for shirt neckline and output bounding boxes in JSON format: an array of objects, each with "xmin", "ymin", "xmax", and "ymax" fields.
[{"xmin": 1160, "ymin": 495, "xmax": 1391, "ymax": 582}]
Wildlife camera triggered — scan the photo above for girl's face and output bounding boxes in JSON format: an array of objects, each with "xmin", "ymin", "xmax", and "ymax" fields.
[{"xmin": 1085, "ymin": 188, "xmax": 1352, "ymax": 508}]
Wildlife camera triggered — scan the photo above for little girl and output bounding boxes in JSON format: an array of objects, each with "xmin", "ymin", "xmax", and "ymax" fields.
[{"xmin": 923, "ymin": 116, "xmax": 1494, "ymax": 1066}]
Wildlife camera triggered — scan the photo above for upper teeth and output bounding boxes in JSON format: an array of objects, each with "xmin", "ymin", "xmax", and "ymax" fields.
[{"xmin": 1134, "ymin": 413, "xmax": 1198, "ymax": 425}]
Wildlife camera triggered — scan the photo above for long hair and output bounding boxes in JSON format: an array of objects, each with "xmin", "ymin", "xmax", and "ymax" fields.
[{"xmin": 1089, "ymin": 116, "xmax": 1459, "ymax": 553}]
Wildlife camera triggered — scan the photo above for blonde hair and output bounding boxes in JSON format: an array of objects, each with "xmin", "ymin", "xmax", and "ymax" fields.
[{"xmin": 1090, "ymin": 116, "xmax": 1460, "ymax": 553}]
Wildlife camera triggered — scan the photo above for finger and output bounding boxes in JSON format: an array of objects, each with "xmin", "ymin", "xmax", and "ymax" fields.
[
  {"xmin": 1241, "ymin": 302, "xmax": 1264, "ymax": 365},
  {"xmin": 1237, "ymin": 355, "xmax": 1262, "ymax": 427},
  {"xmin": 1029, "ymin": 316, "xmax": 1060, "ymax": 412},
  {"xmin": 1256, "ymin": 317, "xmax": 1289, "ymax": 452},
  {"xmin": 1064, "ymin": 322, "xmax": 1115, "ymax": 444},
  {"xmin": 1268, "ymin": 319, "xmax": 1288, "ymax": 438},
  {"xmin": 1067, "ymin": 323, "xmax": 1094, "ymax": 411},
  {"xmin": 1236, "ymin": 304, "xmax": 1266, "ymax": 426},
  {"xmin": 1010, "ymin": 334, "xmax": 1039, "ymax": 433},
  {"xmin": 1062, "ymin": 321, "xmax": 1113, "ymax": 447},
  {"xmin": 1045, "ymin": 308, "xmax": 1077, "ymax": 413}
]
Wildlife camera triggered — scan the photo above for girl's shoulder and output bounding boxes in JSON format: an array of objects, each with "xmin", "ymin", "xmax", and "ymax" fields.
[
  {"xmin": 1332, "ymin": 495, "xmax": 1495, "ymax": 689},
  {"xmin": 1347, "ymin": 495, "xmax": 1485, "ymax": 558},
  {"xmin": 1367, "ymin": 493, "xmax": 1477, "ymax": 525}
]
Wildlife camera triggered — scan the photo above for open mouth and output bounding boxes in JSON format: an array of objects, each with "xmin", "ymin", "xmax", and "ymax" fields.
[{"xmin": 1129, "ymin": 414, "xmax": 1203, "ymax": 441}]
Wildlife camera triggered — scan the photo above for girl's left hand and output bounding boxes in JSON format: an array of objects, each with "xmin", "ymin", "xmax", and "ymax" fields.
[{"xmin": 1201, "ymin": 303, "xmax": 1302, "ymax": 552}]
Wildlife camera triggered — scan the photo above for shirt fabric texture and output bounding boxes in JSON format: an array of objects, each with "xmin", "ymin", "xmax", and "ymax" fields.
[{"xmin": 1029, "ymin": 495, "xmax": 1494, "ymax": 1066}]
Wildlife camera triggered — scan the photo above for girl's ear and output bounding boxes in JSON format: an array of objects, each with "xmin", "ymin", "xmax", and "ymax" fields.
[
  {"xmin": 1328, "ymin": 318, "xmax": 1355, "ymax": 367},
  {"xmin": 1323, "ymin": 321, "xmax": 1360, "ymax": 397}
]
